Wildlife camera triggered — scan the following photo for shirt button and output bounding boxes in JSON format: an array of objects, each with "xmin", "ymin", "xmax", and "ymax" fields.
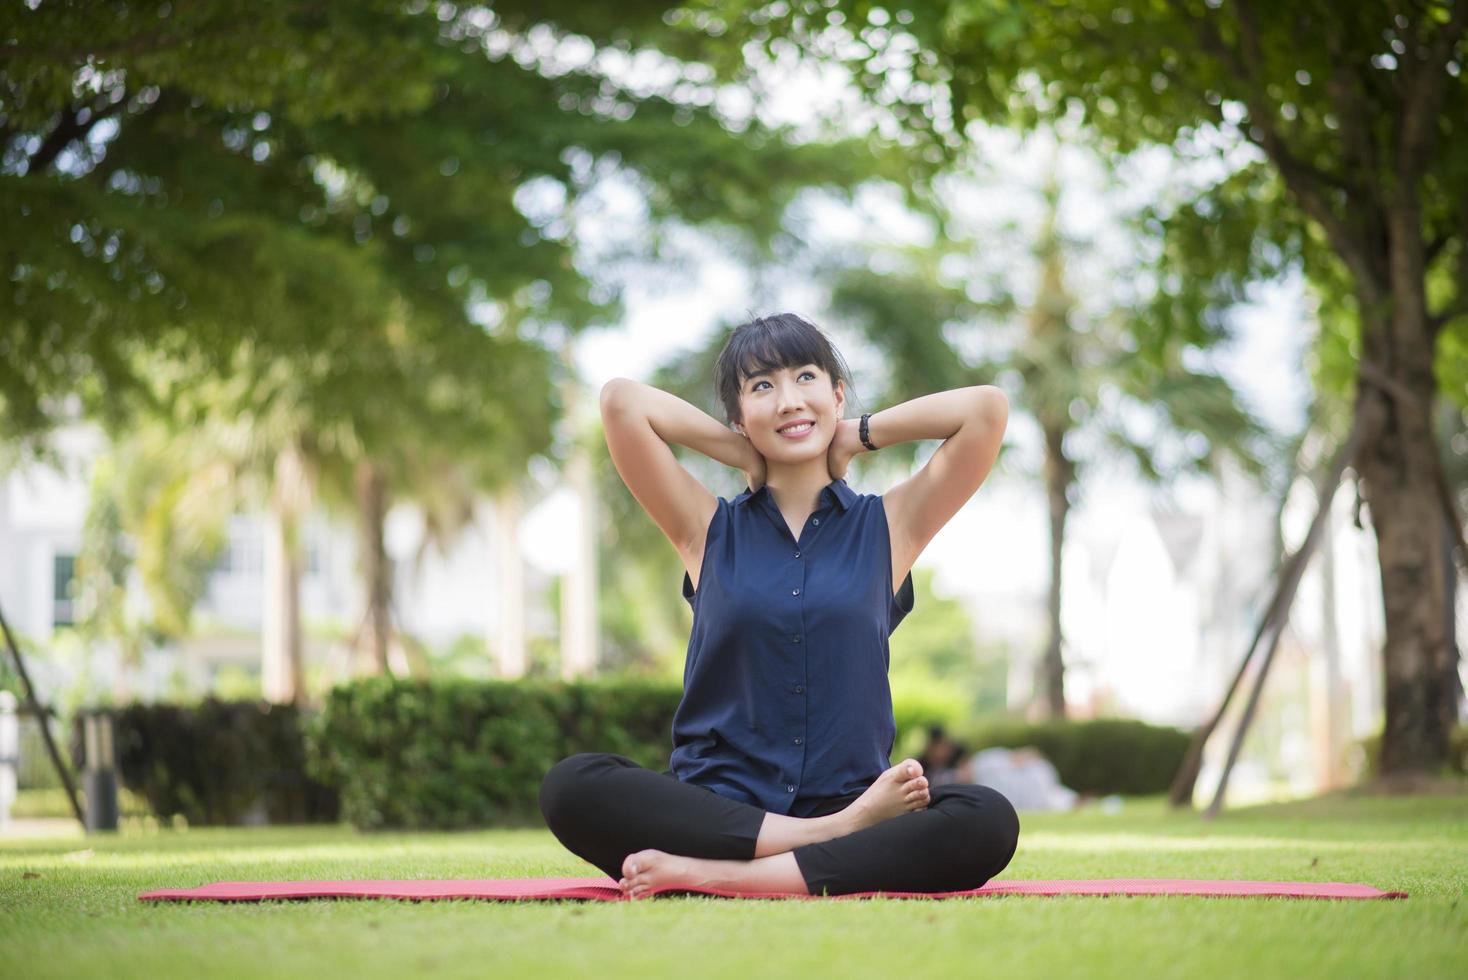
[
  {"xmin": 794, "ymin": 685, "xmax": 805, "ymax": 694},
  {"xmin": 791, "ymin": 634, "xmax": 801, "ymax": 643},
  {"xmin": 794, "ymin": 737, "xmax": 803, "ymax": 745},
  {"xmin": 812, "ymin": 518, "xmax": 819, "ymax": 525},
  {"xmin": 793, "ymin": 551, "xmax": 800, "ymax": 558},
  {"xmin": 791, "ymin": 588, "xmax": 800, "ymax": 596},
  {"xmin": 786, "ymin": 785, "xmax": 796, "ymax": 793}
]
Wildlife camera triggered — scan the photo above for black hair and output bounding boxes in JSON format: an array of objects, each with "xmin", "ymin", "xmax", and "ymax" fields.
[{"xmin": 713, "ymin": 313, "xmax": 857, "ymax": 426}]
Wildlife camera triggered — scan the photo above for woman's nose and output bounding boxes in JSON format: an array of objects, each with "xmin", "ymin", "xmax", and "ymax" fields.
[{"xmin": 776, "ymin": 387, "xmax": 807, "ymax": 412}]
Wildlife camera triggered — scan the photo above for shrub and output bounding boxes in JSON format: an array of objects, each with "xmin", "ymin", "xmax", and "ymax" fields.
[
  {"xmin": 305, "ymin": 677, "xmax": 682, "ymax": 829},
  {"xmin": 954, "ymin": 717, "xmax": 1194, "ymax": 795},
  {"xmin": 70, "ymin": 699, "xmax": 339, "ymax": 825},
  {"xmin": 889, "ymin": 674, "xmax": 969, "ymax": 759},
  {"xmin": 309, "ymin": 676, "xmax": 992, "ymax": 829}
]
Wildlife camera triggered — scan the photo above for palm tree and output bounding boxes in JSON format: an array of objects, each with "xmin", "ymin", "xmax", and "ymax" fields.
[{"xmin": 829, "ymin": 144, "xmax": 1271, "ymax": 719}]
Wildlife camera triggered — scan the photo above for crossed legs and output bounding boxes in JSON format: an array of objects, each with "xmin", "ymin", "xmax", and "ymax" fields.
[{"xmin": 538, "ymin": 753, "xmax": 1020, "ymax": 898}]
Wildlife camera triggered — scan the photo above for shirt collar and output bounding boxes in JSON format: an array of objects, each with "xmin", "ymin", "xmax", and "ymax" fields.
[{"xmin": 735, "ymin": 477, "xmax": 856, "ymax": 513}]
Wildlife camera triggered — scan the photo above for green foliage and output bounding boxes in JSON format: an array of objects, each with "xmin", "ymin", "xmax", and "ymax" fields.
[
  {"xmin": 887, "ymin": 566, "xmax": 1008, "ymax": 724},
  {"xmin": 54, "ymin": 684, "xmax": 1190, "ymax": 827},
  {"xmin": 889, "ymin": 567, "xmax": 980, "ymax": 678},
  {"xmin": 3, "ymin": 2, "xmax": 898, "ymax": 671},
  {"xmin": 71, "ymin": 699, "xmax": 340, "ymax": 826},
  {"xmin": 307, "ymin": 676, "xmax": 679, "ymax": 829},
  {"xmin": 1, "ymin": 0, "xmax": 889, "ymax": 453},
  {"xmin": 713, "ymin": 0, "xmax": 1468, "ymax": 403},
  {"xmin": 955, "ymin": 717, "xmax": 1194, "ymax": 796},
  {"xmin": 889, "ymin": 673, "xmax": 969, "ymax": 758},
  {"xmin": 0, "ymin": 653, "xmax": 18, "ymax": 698}
]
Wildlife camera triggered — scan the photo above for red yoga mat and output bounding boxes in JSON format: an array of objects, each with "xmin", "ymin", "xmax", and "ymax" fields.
[{"xmin": 139, "ymin": 876, "xmax": 1407, "ymax": 902}]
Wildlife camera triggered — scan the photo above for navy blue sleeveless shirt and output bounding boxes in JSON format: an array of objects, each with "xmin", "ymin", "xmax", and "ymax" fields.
[{"xmin": 669, "ymin": 477, "xmax": 915, "ymax": 815}]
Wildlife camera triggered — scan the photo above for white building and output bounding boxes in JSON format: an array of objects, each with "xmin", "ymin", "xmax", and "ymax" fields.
[{"xmin": 0, "ymin": 419, "xmax": 566, "ymax": 703}]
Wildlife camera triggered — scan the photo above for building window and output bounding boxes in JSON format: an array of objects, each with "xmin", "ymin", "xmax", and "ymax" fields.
[
  {"xmin": 214, "ymin": 522, "xmax": 263, "ymax": 576},
  {"xmin": 53, "ymin": 554, "xmax": 76, "ymax": 628}
]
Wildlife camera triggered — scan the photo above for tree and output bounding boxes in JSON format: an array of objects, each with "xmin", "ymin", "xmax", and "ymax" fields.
[
  {"xmin": 828, "ymin": 139, "xmax": 1268, "ymax": 719},
  {"xmin": 1, "ymin": 1, "xmax": 886, "ymax": 447},
  {"xmin": 3, "ymin": 1, "xmax": 896, "ymax": 695},
  {"xmin": 715, "ymin": 0, "xmax": 1468, "ymax": 774}
]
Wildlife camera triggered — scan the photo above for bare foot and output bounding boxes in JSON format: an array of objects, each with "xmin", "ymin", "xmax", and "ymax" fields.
[
  {"xmin": 840, "ymin": 758, "xmax": 930, "ymax": 834},
  {"xmin": 619, "ymin": 849, "xmax": 705, "ymax": 900}
]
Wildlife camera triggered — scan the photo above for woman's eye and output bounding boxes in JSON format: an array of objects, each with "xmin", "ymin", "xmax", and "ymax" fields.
[{"xmin": 754, "ymin": 371, "xmax": 815, "ymax": 390}]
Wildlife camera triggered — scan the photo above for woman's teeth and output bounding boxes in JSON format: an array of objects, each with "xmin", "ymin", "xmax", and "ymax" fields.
[{"xmin": 779, "ymin": 422, "xmax": 813, "ymax": 436}]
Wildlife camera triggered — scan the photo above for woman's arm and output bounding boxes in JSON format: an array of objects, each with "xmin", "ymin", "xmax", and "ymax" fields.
[
  {"xmin": 600, "ymin": 378, "xmax": 765, "ymax": 555},
  {"xmin": 603, "ymin": 379, "xmax": 762, "ymax": 477},
  {"xmin": 830, "ymin": 385, "xmax": 1008, "ymax": 577},
  {"xmin": 828, "ymin": 386, "xmax": 1007, "ymax": 476}
]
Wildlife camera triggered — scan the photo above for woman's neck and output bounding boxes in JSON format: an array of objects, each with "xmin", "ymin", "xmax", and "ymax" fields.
[{"xmin": 760, "ymin": 459, "xmax": 836, "ymax": 513}]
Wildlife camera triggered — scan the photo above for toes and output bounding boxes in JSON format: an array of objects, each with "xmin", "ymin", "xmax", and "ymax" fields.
[
  {"xmin": 892, "ymin": 759, "xmax": 923, "ymax": 780},
  {"xmin": 622, "ymin": 850, "xmax": 652, "ymax": 878}
]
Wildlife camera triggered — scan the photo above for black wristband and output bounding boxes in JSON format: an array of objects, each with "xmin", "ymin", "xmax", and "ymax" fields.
[{"xmin": 859, "ymin": 413, "xmax": 878, "ymax": 451}]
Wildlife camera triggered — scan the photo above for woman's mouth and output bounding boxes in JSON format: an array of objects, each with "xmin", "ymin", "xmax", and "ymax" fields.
[{"xmin": 777, "ymin": 421, "xmax": 815, "ymax": 439}]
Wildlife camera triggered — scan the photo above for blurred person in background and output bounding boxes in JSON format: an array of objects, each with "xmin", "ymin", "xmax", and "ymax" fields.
[{"xmin": 917, "ymin": 724, "xmax": 973, "ymax": 787}]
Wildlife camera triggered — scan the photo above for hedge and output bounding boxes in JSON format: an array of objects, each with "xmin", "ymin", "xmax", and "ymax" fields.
[
  {"xmin": 955, "ymin": 717, "xmax": 1193, "ymax": 796},
  {"xmin": 304, "ymin": 676, "xmax": 679, "ymax": 829},
  {"xmin": 306, "ymin": 677, "xmax": 1194, "ymax": 828},
  {"xmin": 70, "ymin": 699, "xmax": 339, "ymax": 826},
  {"xmin": 65, "ymin": 680, "xmax": 1198, "ymax": 829}
]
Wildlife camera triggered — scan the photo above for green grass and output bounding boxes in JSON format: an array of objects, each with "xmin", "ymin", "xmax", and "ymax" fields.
[{"xmin": 2, "ymin": 791, "xmax": 1465, "ymax": 980}]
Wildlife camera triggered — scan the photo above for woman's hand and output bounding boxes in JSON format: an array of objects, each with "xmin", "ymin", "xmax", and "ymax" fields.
[
  {"xmin": 827, "ymin": 417, "xmax": 865, "ymax": 481},
  {"xmin": 739, "ymin": 431, "xmax": 767, "ymax": 493}
]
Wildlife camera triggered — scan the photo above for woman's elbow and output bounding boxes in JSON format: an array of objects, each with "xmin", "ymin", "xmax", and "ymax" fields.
[
  {"xmin": 600, "ymin": 377, "xmax": 639, "ymax": 417},
  {"xmin": 976, "ymin": 386, "xmax": 1009, "ymax": 429}
]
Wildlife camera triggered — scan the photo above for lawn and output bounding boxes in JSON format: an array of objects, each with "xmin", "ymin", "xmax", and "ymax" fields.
[{"xmin": 1, "ymin": 790, "xmax": 1464, "ymax": 980}]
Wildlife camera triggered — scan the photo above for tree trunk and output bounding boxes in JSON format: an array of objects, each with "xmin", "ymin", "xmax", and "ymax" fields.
[
  {"xmin": 262, "ymin": 494, "xmax": 303, "ymax": 705},
  {"xmin": 1040, "ymin": 422, "xmax": 1074, "ymax": 719},
  {"xmin": 1314, "ymin": 493, "xmax": 1348, "ymax": 789},
  {"xmin": 1353, "ymin": 206, "xmax": 1458, "ymax": 774},
  {"xmin": 1025, "ymin": 173, "xmax": 1077, "ymax": 720},
  {"xmin": 1437, "ymin": 398, "xmax": 1464, "ymax": 723},
  {"xmin": 491, "ymin": 483, "xmax": 527, "ymax": 679},
  {"xmin": 559, "ymin": 442, "xmax": 600, "ymax": 679},
  {"xmin": 355, "ymin": 458, "xmax": 392, "ymax": 675}
]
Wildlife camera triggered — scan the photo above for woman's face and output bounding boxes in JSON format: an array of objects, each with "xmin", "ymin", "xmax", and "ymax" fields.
[{"xmin": 734, "ymin": 362, "xmax": 845, "ymax": 461}]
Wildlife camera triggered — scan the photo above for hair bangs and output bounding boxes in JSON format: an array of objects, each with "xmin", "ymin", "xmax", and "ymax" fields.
[
  {"xmin": 730, "ymin": 328, "xmax": 828, "ymax": 387},
  {"xmin": 713, "ymin": 313, "xmax": 857, "ymax": 425}
]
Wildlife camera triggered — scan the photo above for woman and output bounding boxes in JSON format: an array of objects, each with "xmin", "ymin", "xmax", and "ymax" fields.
[{"xmin": 538, "ymin": 313, "xmax": 1019, "ymax": 898}]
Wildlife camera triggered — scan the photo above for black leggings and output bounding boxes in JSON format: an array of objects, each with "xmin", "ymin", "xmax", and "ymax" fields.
[{"xmin": 538, "ymin": 752, "xmax": 1021, "ymax": 896}]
